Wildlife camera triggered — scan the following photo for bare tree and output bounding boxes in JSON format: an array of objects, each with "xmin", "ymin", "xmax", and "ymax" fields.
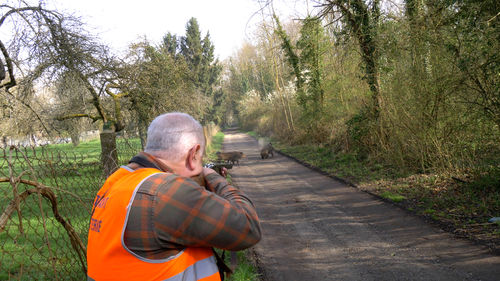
[
  {"xmin": 0, "ymin": 2, "xmax": 62, "ymax": 135},
  {"xmin": 1, "ymin": 1, "xmax": 127, "ymax": 175}
]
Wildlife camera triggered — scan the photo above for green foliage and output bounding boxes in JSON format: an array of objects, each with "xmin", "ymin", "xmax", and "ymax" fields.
[
  {"xmin": 125, "ymin": 17, "xmax": 223, "ymax": 131},
  {"xmin": 274, "ymin": 15, "xmax": 328, "ymax": 117},
  {"xmin": 126, "ymin": 41, "xmax": 200, "ymax": 128},
  {"xmin": 380, "ymin": 191, "xmax": 406, "ymax": 203},
  {"xmin": 246, "ymin": 131, "xmax": 258, "ymax": 139},
  {"xmin": 296, "ymin": 16, "xmax": 328, "ymax": 113},
  {"xmin": 205, "ymin": 132, "xmax": 225, "ymax": 162},
  {"xmin": 447, "ymin": 0, "xmax": 500, "ymax": 127},
  {"xmin": 345, "ymin": 108, "xmax": 372, "ymax": 158},
  {"xmin": 328, "ymin": 0, "xmax": 382, "ymax": 116},
  {"xmin": 274, "ymin": 142, "xmax": 375, "ymax": 183},
  {"xmin": 214, "ymin": 250, "xmax": 259, "ymax": 281},
  {"xmin": 467, "ymin": 166, "xmax": 500, "ymax": 193},
  {"xmin": 162, "ymin": 32, "xmax": 178, "ymax": 56},
  {"xmin": 179, "ymin": 18, "xmax": 222, "ymax": 124},
  {"xmin": 181, "ymin": 18, "xmax": 203, "ymax": 69},
  {"xmin": 274, "ymin": 15, "xmax": 303, "ymax": 93},
  {"xmin": 226, "ymin": 251, "xmax": 260, "ymax": 281}
]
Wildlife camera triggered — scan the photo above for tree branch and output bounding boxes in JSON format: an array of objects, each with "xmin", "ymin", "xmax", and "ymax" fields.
[
  {"xmin": 56, "ymin": 113, "xmax": 102, "ymax": 123},
  {"xmin": 0, "ymin": 5, "xmax": 44, "ymax": 27},
  {"xmin": 0, "ymin": 39, "xmax": 17, "ymax": 90},
  {"xmin": 0, "ymin": 177, "xmax": 87, "ymax": 274},
  {"xmin": 105, "ymin": 83, "xmax": 127, "ymax": 131},
  {"xmin": 2, "ymin": 88, "xmax": 54, "ymax": 135}
]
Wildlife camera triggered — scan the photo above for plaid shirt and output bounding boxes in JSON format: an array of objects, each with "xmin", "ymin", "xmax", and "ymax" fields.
[{"xmin": 123, "ymin": 152, "xmax": 261, "ymax": 259}]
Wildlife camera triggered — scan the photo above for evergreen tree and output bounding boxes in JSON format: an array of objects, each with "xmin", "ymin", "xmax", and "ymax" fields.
[
  {"xmin": 162, "ymin": 32, "xmax": 178, "ymax": 56},
  {"xmin": 179, "ymin": 18, "xmax": 221, "ymax": 123},
  {"xmin": 181, "ymin": 18, "xmax": 203, "ymax": 79},
  {"xmin": 200, "ymin": 32, "xmax": 216, "ymax": 93}
]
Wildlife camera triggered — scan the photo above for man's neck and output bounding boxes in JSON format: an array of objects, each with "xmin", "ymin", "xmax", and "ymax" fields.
[{"xmin": 128, "ymin": 152, "xmax": 173, "ymax": 173}]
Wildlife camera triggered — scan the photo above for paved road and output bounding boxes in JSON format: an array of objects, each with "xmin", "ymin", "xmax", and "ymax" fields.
[{"xmin": 223, "ymin": 130, "xmax": 500, "ymax": 281}]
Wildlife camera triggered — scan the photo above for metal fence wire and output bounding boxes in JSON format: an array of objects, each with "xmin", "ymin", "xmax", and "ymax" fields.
[{"xmin": 0, "ymin": 138, "xmax": 142, "ymax": 280}]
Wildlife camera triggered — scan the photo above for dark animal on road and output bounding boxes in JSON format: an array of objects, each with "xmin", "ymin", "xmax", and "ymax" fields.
[
  {"xmin": 216, "ymin": 151, "xmax": 246, "ymax": 165},
  {"xmin": 260, "ymin": 143, "xmax": 274, "ymax": 159}
]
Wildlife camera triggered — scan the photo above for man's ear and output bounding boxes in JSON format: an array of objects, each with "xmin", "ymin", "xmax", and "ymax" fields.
[{"xmin": 186, "ymin": 144, "xmax": 201, "ymax": 170}]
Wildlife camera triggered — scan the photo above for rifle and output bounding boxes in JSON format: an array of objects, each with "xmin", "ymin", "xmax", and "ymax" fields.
[
  {"xmin": 204, "ymin": 162, "xmax": 233, "ymax": 175},
  {"xmin": 190, "ymin": 162, "xmax": 233, "ymax": 187}
]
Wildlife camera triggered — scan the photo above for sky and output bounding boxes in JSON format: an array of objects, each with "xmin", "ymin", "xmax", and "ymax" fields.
[{"xmin": 47, "ymin": 0, "xmax": 312, "ymax": 60}]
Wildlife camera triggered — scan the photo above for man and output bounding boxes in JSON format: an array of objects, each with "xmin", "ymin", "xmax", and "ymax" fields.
[{"xmin": 87, "ymin": 112, "xmax": 261, "ymax": 281}]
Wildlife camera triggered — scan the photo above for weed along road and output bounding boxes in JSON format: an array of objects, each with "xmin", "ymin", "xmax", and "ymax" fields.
[{"xmin": 222, "ymin": 130, "xmax": 500, "ymax": 281}]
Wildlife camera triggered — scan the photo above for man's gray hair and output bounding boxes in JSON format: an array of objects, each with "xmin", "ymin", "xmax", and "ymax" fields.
[{"xmin": 144, "ymin": 112, "xmax": 205, "ymax": 162}]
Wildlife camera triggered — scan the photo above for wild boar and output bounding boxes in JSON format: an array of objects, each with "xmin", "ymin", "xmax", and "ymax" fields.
[
  {"xmin": 260, "ymin": 143, "xmax": 274, "ymax": 159},
  {"xmin": 216, "ymin": 151, "xmax": 246, "ymax": 165}
]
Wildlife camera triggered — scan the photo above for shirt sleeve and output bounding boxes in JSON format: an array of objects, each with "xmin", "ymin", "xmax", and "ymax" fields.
[{"xmin": 153, "ymin": 173, "xmax": 261, "ymax": 251}]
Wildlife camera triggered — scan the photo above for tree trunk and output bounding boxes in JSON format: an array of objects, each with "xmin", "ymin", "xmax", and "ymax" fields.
[
  {"xmin": 70, "ymin": 132, "xmax": 80, "ymax": 146},
  {"xmin": 0, "ymin": 57, "xmax": 5, "ymax": 82},
  {"xmin": 138, "ymin": 118, "xmax": 147, "ymax": 150},
  {"xmin": 100, "ymin": 130, "xmax": 118, "ymax": 178}
]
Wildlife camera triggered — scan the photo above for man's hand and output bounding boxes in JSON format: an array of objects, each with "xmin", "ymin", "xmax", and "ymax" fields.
[
  {"xmin": 220, "ymin": 167, "xmax": 228, "ymax": 178},
  {"xmin": 203, "ymin": 165, "xmax": 229, "ymax": 178}
]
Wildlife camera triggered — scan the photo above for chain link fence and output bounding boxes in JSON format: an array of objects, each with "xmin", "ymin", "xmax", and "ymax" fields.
[{"xmin": 0, "ymin": 137, "xmax": 142, "ymax": 280}]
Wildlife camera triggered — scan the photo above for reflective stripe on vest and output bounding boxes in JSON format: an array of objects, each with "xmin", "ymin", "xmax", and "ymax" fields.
[{"xmin": 87, "ymin": 166, "xmax": 220, "ymax": 281}]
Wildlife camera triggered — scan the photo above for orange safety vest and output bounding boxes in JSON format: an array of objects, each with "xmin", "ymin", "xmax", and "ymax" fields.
[{"xmin": 87, "ymin": 166, "xmax": 221, "ymax": 281}]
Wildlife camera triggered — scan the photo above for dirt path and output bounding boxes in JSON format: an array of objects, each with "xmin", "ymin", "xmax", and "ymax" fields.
[{"xmin": 223, "ymin": 130, "xmax": 500, "ymax": 281}]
